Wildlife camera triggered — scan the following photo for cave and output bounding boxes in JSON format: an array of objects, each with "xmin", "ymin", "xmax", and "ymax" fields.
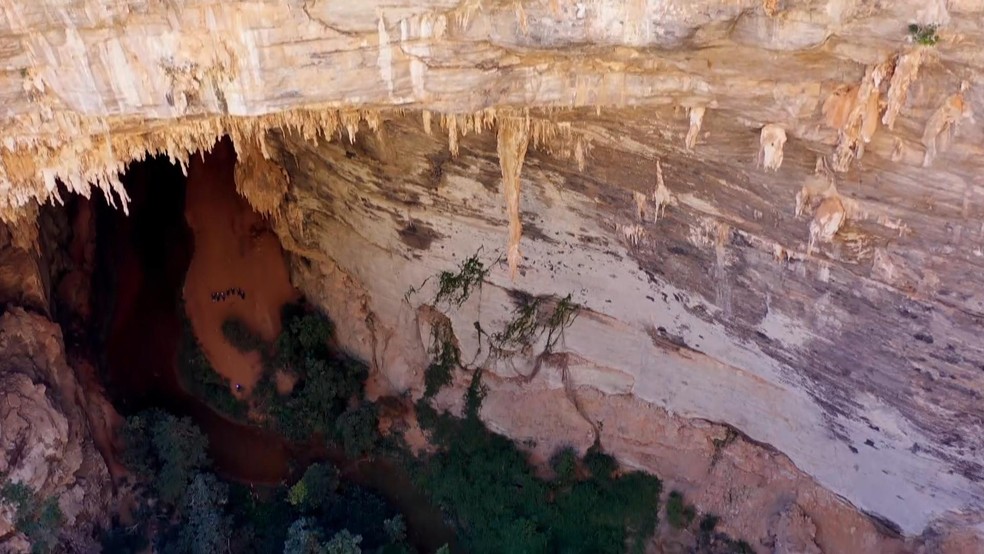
[
  {"xmin": 25, "ymin": 138, "xmax": 455, "ymax": 552},
  {"xmin": 3, "ymin": 2, "xmax": 984, "ymax": 552}
]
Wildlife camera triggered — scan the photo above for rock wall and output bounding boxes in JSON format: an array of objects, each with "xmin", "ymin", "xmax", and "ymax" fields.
[
  {"xmin": 2, "ymin": 0, "xmax": 984, "ymax": 550},
  {"xmin": 253, "ymin": 111, "xmax": 984, "ymax": 550},
  {"xmin": 0, "ymin": 308, "xmax": 112, "ymax": 552}
]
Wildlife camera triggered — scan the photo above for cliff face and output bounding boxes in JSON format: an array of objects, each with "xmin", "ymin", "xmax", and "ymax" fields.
[
  {"xmin": 0, "ymin": 308, "xmax": 113, "ymax": 552},
  {"xmin": 2, "ymin": 0, "xmax": 984, "ymax": 550}
]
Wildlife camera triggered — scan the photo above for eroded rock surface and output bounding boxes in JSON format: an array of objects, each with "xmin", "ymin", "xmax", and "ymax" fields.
[
  {"xmin": 254, "ymin": 111, "xmax": 984, "ymax": 549},
  {"xmin": 2, "ymin": 0, "xmax": 984, "ymax": 551},
  {"xmin": 0, "ymin": 308, "xmax": 112, "ymax": 551}
]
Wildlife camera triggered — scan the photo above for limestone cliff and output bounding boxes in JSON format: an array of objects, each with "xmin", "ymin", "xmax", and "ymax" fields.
[
  {"xmin": 2, "ymin": 0, "xmax": 984, "ymax": 551},
  {"xmin": 0, "ymin": 308, "xmax": 113, "ymax": 551}
]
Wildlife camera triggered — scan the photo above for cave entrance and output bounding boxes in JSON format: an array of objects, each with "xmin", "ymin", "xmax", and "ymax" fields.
[
  {"xmin": 85, "ymin": 137, "xmax": 455, "ymax": 552},
  {"xmin": 92, "ymin": 138, "xmax": 293, "ymax": 483}
]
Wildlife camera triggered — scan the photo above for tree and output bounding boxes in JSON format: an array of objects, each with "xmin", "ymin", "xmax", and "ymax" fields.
[
  {"xmin": 382, "ymin": 515, "xmax": 406, "ymax": 543},
  {"xmin": 324, "ymin": 530, "xmax": 362, "ymax": 554},
  {"xmin": 149, "ymin": 412, "xmax": 210, "ymax": 506},
  {"xmin": 335, "ymin": 403, "xmax": 379, "ymax": 458},
  {"xmin": 0, "ymin": 480, "xmax": 63, "ymax": 554},
  {"xmin": 173, "ymin": 473, "xmax": 231, "ymax": 554},
  {"xmin": 283, "ymin": 518, "xmax": 323, "ymax": 554},
  {"xmin": 288, "ymin": 463, "xmax": 339, "ymax": 512}
]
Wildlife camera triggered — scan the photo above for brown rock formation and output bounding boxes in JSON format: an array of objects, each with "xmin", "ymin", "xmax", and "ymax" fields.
[
  {"xmin": 0, "ymin": 308, "xmax": 112, "ymax": 552},
  {"xmin": 1, "ymin": 0, "xmax": 984, "ymax": 551}
]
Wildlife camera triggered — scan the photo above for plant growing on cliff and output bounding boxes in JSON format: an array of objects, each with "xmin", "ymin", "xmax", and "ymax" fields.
[
  {"xmin": 405, "ymin": 251, "xmax": 493, "ymax": 308},
  {"xmin": 666, "ymin": 491, "xmax": 696, "ymax": 529},
  {"xmin": 423, "ymin": 319, "xmax": 462, "ymax": 399},
  {"xmin": 908, "ymin": 23, "xmax": 939, "ymax": 46},
  {"xmin": 0, "ymin": 479, "xmax": 64, "ymax": 554},
  {"xmin": 413, "ymin": 375, "xmax": 662, "ymax": 554},
  {"xmin": 487, "ymin": 293, "xmax": 581, "ymax": 363}
]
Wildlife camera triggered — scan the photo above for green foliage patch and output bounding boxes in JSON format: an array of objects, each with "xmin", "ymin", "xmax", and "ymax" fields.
[
  {"xmin": 422, "ymin": 319, "xmax": 461, "ymax": 400},
  {"xmin": 121, "ymin": 409, "xmax": 210, "ymax": 507},
  {"xmin": 908, "ymin": 23, "xmax": 939, "ymax": 46},
  {"xmin": 666, "ymin": 491, "xmax": 696, "ymax": 529},
  {"xmin": 413, "ymin": 387, "xmax": 662, "ymax": 554},
  {"xmin": 178, "ymin": 319, "xmax": 248, "ymax": 421},
  {"xmin": 488, "ymin": 293, "xmax": 580, "ymax": 360},
  {"xmin": 110, "ymin": 411, "xmax": 420, "ymax": 554},
  {"xmin": 0, "ymin": 479, "xmax": 64, "ymax": 553}
]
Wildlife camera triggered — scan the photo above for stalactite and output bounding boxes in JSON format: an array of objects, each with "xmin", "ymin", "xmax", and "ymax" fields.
[
  {"xmin": 685, "ymin": 106, "xmax": 706, "ymax": 151},
  {"xmin": 827, "ymin": 60, "xmax": 891, "ymax": 172},
  {"xmin": 0, "ymin": 104, "xmax": 594, "ymax": 224},
  {"xmin": 921, "ymin": 86, "xmax": 971, "ymax": 167},
  {"xmin": 758, "ymin": 124, "xmax": 787, "ymax": 172},
  {"xmin": 497, "ymin": 115, "xmax": 531, "ymax": 279},
  {"xmin": 422, "ymin": 110, "xmax": 433, "ymax": 135},
  {"xmin": 652, "ymin": 159, "xmax": 675, "ymax": 221},
  {"xmin": 882, "ymin": 48, "xmax": 925, "ymax": 131}
]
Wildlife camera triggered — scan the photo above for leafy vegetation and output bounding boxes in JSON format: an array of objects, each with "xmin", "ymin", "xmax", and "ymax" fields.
[
  {"xmin": 550, "ymin": 446, "xmax": 579, "ymax": 484},
  {"xmin": 0, "ymin": 478, "xmax": 64, "ymax": 553},
  {"xmin": 107, "ymin": 411, "xmax": 421, "ymax": 554},
  {"xmin": 666, "ymin": 491, "xmax": 696, "ymax": 529},
  {"xmin": 412, "ymin": 376, "xmax": 662, "ymax": 554},
  {"xmin": 289, "ymin": 463, "xmax": 340, "ymax": 512},
  {"xmin": 178, "ymin": 319, "xmax": 248, "ymax": 421},
  {"xmin": 405, "ymin": 252, "xmax": 493, "ymax": 309},
  {"xmin": 696, "ymin": 513, "xmax": 756, "ymax": 554},
  {"xmin": 222, "ymin": 317, "xmax": 267, "ymax": 353},
  {"xmin": 432, "ymin": 254, "xmax": 491, "ymax": 308},
  {"xmin": 185, "ymin": 301, "xmax": 372, "ymax": 448},
  {"xmin": 260, "ymin": 305, "xmax": 368, "ymax": 443},
  {"xmin": 422, "ymin": 319, "xmax": 461, "ymax": 399},
  {"xmin": 908, "ymin": 23, "xmax": 939, "ymax": 46},
  {"xmin": 121, "ymin": 409, "xmax": 210, "ymax": 507},
  {"xmin": 489, "ymin": 293, "xmax": 580, "ymax": 360},
  {"xmin": 109, "ymin": 264, "xmax": 757, "ymax": 554},
  {"xmin": 335, "ymin": 402, "xmax": 381, "ymax": 459}
]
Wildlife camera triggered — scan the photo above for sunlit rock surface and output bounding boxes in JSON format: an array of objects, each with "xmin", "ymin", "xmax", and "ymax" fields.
[
  {"xmin": 2, "ymin": 0, "xmax": 984, "ymax": 550},
  {"xmin": 0, "ymin": 308, "xmax": 112, "ymax": 551}
]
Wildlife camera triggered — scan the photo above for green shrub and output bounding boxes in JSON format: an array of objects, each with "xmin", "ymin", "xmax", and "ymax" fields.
[
  {"xmin": 423, "ymin": 320, "xmax": 460, "ymax": 399},
  {"xmin": 267, "ymin": 356, "xmax": 367, "ymax": 441},
  {"xmin": 666, "ymin": 491, "xmax": 696, "ymax": 529},
  {"xmin": 221, "ymin": 317, "xmax": 266, "ymax": 353},
  {"xmin": 0, "ymin": 479, "xmax": 63, "ymax": 553},
  {"xmin": 414, "ymin": 399, "xmax": 662, "ymax": 554},
  {"xmin": 699, "ymin": 514, "xmax": 720, "ymax": 534},
  {"xmin": 335, "ymin": 403, "xmax": 380, "ymax": 459},
  {"xmin": 263, "ymin": 305, "xmax": 369, "ymax": 442},
  {"xmin": 908, "ymin": 23, "xmax": 939, "ymax": 45},
  {"xmin": 276, "ymin": 306, "xmax": 333, "ymax": 370},
  {"xmin": 550, "ymin": 446, "xmax": 578, "ymax": 484},
  {"xmin": 122, "ymin": 410, "xmax": 210, "ymax": 507},
  {"xmin": 177, "ymin": 320, "xmax": 247, "ymax": 421},
  {"xmin": 288, "ymin": 463, "xmax": 340, "ymax": 512},
  {"xmin": 583, "ymin": 448, "xmax": 618, "ymax": 480}
]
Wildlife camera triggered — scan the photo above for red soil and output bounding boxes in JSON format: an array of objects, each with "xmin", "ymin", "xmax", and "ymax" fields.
[{"xmin": 183, "ymin": 139, "xmax": 299, "ymax": 396}]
